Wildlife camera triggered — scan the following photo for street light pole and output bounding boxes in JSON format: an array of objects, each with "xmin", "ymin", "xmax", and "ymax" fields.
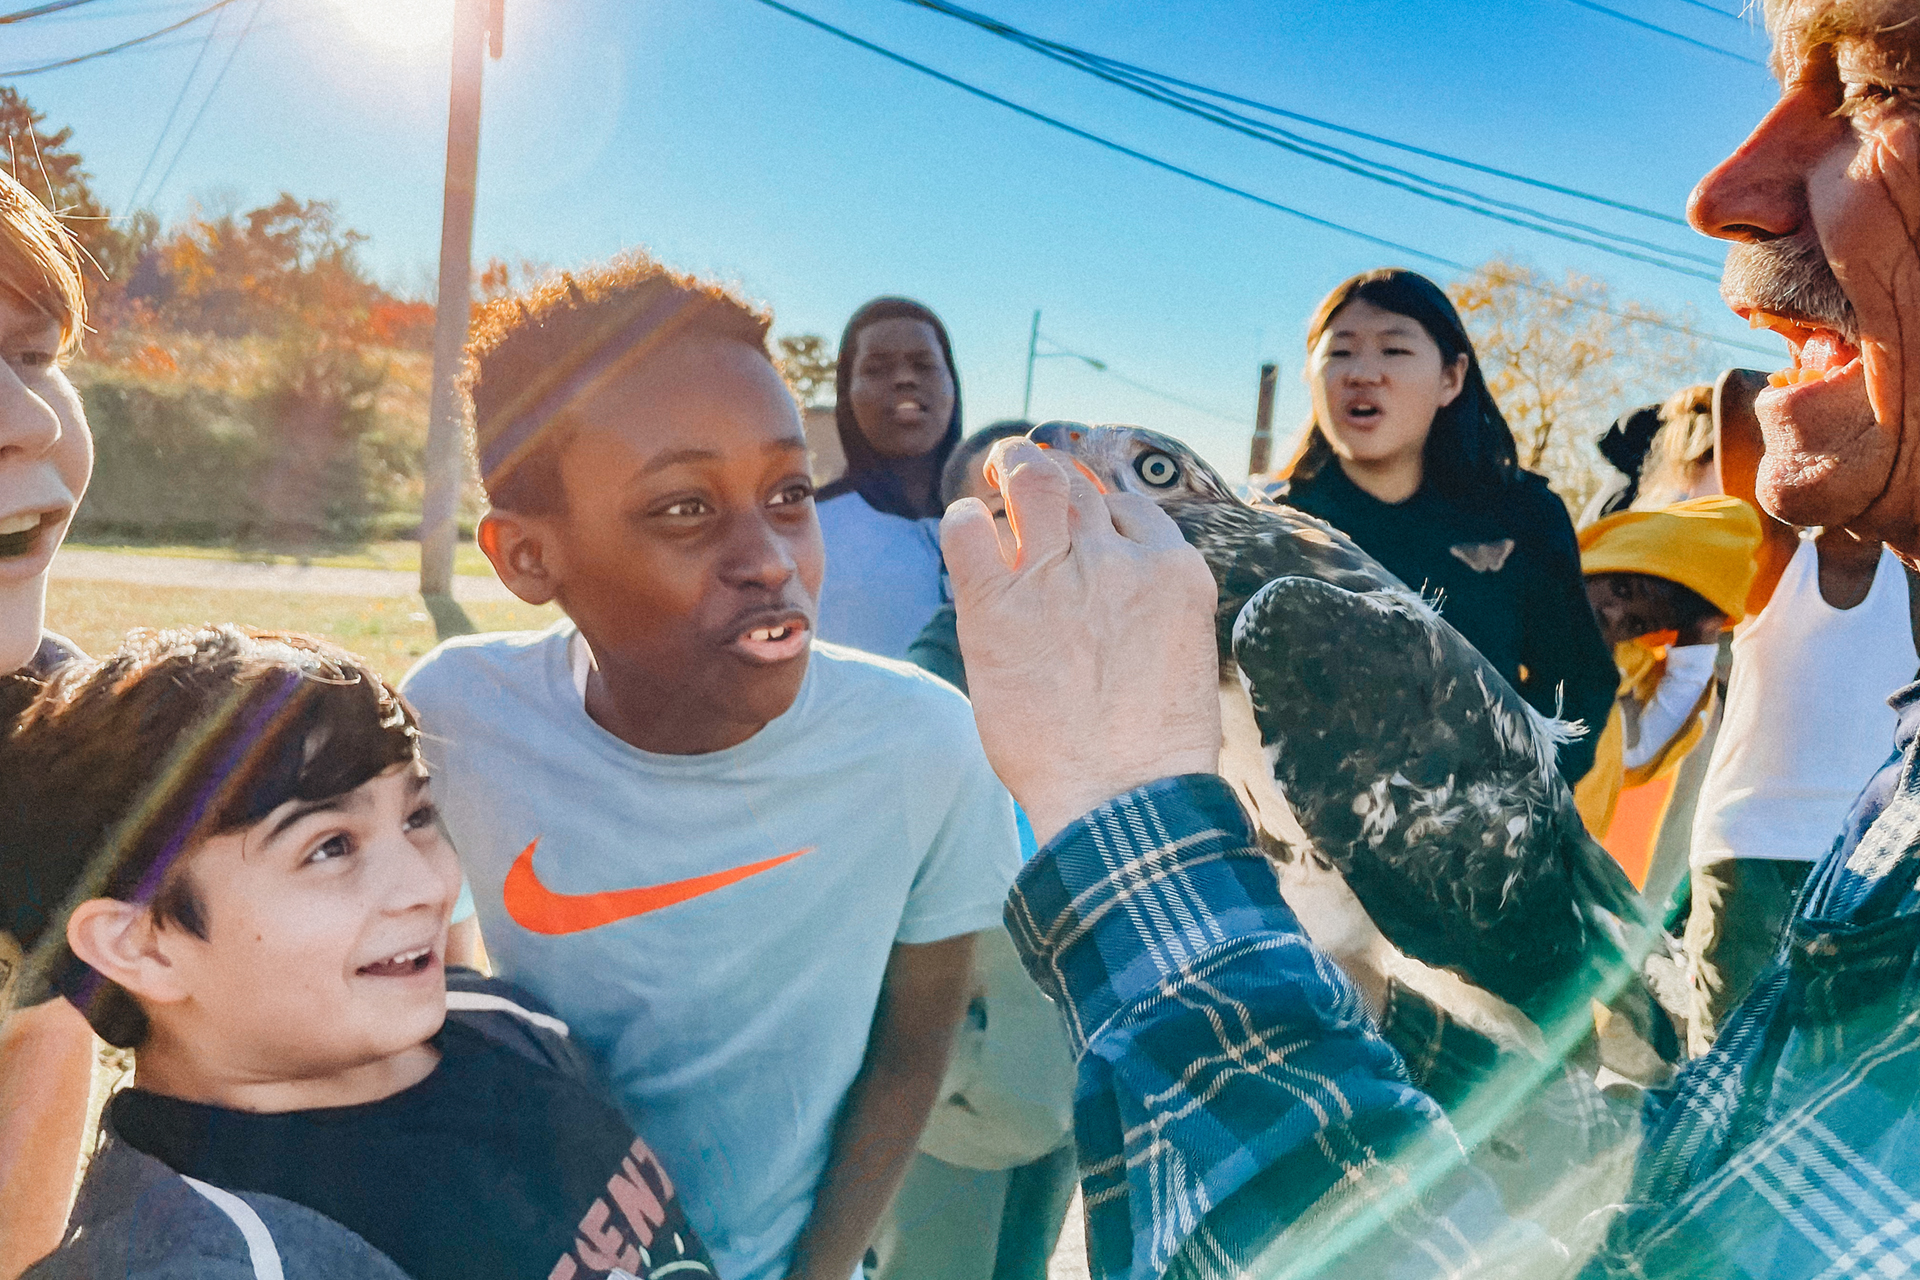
[
  {"xmin": 419, "ymin": 0, "xmax": 500, "ymax": 606},
  {"xmin": 1023, "ymin": 314, "xmax": 1111, "ymax": 420},
  {"xmin": 1021, "ymin": 309, "xmax": 1039, "ymax": 420}
]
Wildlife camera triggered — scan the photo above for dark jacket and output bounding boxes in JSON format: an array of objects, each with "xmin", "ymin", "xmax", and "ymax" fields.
[
  {"xmin": 27, "ymin": 971, "xmax": 643, "ymax": 1280},
  {"xmin": 24, "ymin": 1134, "xmax": 408, "ymax": 1280},
  {"xmin": 906, "ymin": 603, "xmax": 966, "ymax": 694}
]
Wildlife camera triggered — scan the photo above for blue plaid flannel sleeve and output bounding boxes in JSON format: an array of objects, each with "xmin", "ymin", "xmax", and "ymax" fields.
[{"xmin": 1006, "ymin": 774, "xmax": 1541, "ymax": 1280}]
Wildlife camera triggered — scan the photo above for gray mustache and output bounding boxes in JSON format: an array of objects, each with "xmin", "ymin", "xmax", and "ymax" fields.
[{"xmin": 1722, "ymin": 236, "xmax": 1858, "ymax": 342}]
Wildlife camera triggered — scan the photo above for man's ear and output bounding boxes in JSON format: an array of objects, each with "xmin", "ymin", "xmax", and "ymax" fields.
[
  {"xmin": 66, "ymin": 899, "xmax": 191, "ymax": 1008},
  {"xmin": 478, "ymin": 509, "xmax": 560, "ymax": 607}
]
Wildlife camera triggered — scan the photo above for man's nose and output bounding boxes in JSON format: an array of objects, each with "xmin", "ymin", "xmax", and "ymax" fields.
[
  {"xmin": 1688, "ymin": 91, "xmax": 1830, "ymax": 242},
  {"xmin": 0, "ymin": 362, "xmax": 63, "ymax": 461},
  {"xmin": 719, "ymin": 511, "xmax": 799, "ymax": 588}
]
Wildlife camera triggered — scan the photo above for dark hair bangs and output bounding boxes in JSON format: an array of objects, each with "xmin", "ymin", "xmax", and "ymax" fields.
[{"xmin": 210, "ymin": 661, "xmax": 419, "ymax": 836}]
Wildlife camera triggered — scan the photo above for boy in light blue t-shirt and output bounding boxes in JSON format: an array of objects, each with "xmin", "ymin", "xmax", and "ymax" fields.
[{"xmin": 401, "ymin": 256, "xmax": 1018, "ymax": 1280}]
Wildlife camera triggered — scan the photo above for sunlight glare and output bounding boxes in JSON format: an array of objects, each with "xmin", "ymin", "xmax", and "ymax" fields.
[{"xmin": 333, "ymin": 0, "xmax": 456, "ymax": 55}]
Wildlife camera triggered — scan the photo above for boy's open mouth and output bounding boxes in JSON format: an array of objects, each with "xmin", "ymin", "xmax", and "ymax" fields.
[
  {"xmin": 1748, "ymin": 309, "xmax": 1862, "ymax": 388},
  {"xmin": 729, "ymin": 615, "xmax": 811, "ymax": 665},
  {"xmin": 0, "ymin": 511, "xmax": 55, "ymax": 560},
  {"xmin": 357, "ymin": 945, "xmax": 437, "ymax": 978}
]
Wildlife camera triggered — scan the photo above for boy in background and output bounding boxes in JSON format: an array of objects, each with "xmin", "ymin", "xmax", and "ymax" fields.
[
  {"xmin": 1573, "ymin": 495, "xmax": 1761, "ymax": 840},
  {"xmin": 1, "ymin": 626, "xmax": 713, "ymax": 1280},
  {"xmin": 401, "ymin": 255, "xmax": 1017, "ymax": 1280}
]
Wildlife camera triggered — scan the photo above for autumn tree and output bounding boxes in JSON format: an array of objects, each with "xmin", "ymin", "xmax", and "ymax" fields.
[
  {"xmin": 116, "ymin": 194, "xmax": 416, "ymax": 536},
  {"xmin": 0, "ymin": 87, "xmax": 147, "ymax": 291},
  {"xmin": 776, "ymin": 334, "xmax": 836, "ymax": 407},
  {"xmin": 1447, "ymin": 258, "xmax": 1709, "ymax": 513},
  {"xmin": 475, "ymin": 255, "xmax": 555, "ymax": 304}
]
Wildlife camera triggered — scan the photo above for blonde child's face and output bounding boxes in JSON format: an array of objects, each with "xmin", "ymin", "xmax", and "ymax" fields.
[{"xmin": 0, "ymin": 287, "xmax": 89, "ymax": 671}]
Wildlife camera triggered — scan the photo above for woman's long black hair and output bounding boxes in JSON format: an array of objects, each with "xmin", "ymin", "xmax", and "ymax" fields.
[
  {"xmin": 817, "ymin": 296, "xmax": 963, "ymax": 520},
  {"xmin": 1286, "ymin": 268, "xmax": 1519, "ymax": 502}
]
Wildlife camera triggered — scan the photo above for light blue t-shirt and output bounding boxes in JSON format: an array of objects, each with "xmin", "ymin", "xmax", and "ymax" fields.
[
  {"xmin": 814, "ymin": 491, "xmax": 946, "ymax": 660},
  {"xmin": 400, "ymin": 624, "xmax": 1018, "ymax": 1280}
]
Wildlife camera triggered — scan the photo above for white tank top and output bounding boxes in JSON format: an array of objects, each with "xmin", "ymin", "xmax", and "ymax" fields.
[{"xmin": 1692, "ymin": 533, "xmax": 1918, "ymax": 864}]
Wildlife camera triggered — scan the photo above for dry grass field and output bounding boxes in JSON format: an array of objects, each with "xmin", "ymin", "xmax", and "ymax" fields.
[
  {"xmin": 47, "ymin": 579, "xmax": 560, "ymax": 682},
  {"xmin": 63, "ymin": 538, "xmax": 499, "ymax": 578}
]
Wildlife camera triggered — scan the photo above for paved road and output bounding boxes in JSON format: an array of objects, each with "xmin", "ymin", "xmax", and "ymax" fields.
[{"xmin": 50, "ymin": 548, "xmax": 518, "ymax": 603}]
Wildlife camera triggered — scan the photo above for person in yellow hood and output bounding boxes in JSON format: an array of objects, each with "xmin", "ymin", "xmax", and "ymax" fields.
[{"xmin": 1574, "ymin": 496, "xmax": 1762, "ymax": 839}]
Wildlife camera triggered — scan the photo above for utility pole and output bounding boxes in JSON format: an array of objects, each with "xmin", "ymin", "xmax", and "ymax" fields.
[
  {"xmin": 1021, "ymin": 309, "xmax": 1039, "ymax": 420},
  {"xmin": 419, "ymin": 0, "xmax": 502, "ymax": 604},
  {"xmin": 1248, "ymin": 361, "xmax": 1278, "ymax": 476}
]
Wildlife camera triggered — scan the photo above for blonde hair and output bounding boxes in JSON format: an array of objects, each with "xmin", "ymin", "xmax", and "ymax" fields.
[
  {"xmin": 1632, "ymin": 383, "xmax": 1715, "ymax": 509},
  {"xmin": 0, "ymin": 168, "xmax": 85, "ymax": 359}
]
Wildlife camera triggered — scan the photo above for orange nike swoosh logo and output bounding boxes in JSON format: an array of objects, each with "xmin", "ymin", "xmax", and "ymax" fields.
[{"xmin": 503, "ymin": 839, "xmax": 812, "ymax": 935}]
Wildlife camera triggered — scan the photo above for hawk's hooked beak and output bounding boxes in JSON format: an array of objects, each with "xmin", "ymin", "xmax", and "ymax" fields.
[{"xmin": 1011, "ymin": 423, "xmax": 1108, "ymax": 493}]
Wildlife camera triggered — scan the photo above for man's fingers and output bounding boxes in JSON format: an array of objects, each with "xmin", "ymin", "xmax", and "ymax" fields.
[
  {"xmin": 1057, "ymin": 450, "xmax": 1118, "ymax": 540},
  {"xmin": 941, "ymin": 497, "xmax": 1013, "ymax": 595},
  {"xmin": 1105, "ymin": 490, "xmax": 1190, "ymax": 551},
  {"xmin": 990, "ymin": 440, "xmax": 1074, "ymax": 566},
  {"xmin": 1106, "ymin": 492, "xmax": 1216, "ymax": 611}
]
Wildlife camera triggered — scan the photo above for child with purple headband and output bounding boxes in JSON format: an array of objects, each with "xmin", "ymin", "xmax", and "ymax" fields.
[{"xmin": 0, "ymin": 625, "xmax": 715, "ymax": 1280}]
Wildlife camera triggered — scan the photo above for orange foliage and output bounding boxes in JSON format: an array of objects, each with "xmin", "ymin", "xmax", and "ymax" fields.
[{"xmin": 368, "ymin": 298, "xmax": 434, "ymax": 349}]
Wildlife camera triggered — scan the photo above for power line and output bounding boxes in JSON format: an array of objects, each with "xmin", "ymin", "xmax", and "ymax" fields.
[
  {"xmin": 0, "ymin": 0, "xmax": 242, "ymax": 75},
  {"xmin": 747, "ymin": 2, "xmax": 1462, "ymax": 258},
  {"xmin": 123, "ymin": 0, "xmax": 226, "ymax": 210},
  {"xmin": 0, "ymin": 0, "xmax": 102, "ymax": 22},
  {"xmin": 897, "ymin": 0, "xmax": 1719, "ymax": 277},
  {"xmin": 1560, "ymin": 0, "xmax": 1764, "ymax": 65},
  {"xmin": 1037, "ymin": 331, "xmax": 1247, "ymax": 423},
  {"xmin": 1664, "ymin": 0, "xmax": 1750, "ymax": 22},
  {"xmin": 1098, "ymin": 75, "xmax": 1720, "ymax": 273},
  {"xmin": 1072, "ymin": 58, "xmax": 1690, "ymax": 228},
  {"xmin": 141, "ymin": 0, "xmax": 261, "ymax": 204},
  {"xmin": 16, "ymin": 0, "xmax": 218, "ymax": 23},
  {"xmin": 1099, "ymin": 367, "xmax": 1245, "ymax": 426},
  {"xmin": 903, "ymin": 0, "xmax": 1690, "ymax": 230},
  {"xmin": 744, "ymin": 0, "xmax": 1778, "ymax": 359}
]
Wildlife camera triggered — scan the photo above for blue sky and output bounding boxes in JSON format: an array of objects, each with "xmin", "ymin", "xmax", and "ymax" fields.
[{"xmin": 8, "ymin": 0, "xmax": 1785, "ymax": 477}]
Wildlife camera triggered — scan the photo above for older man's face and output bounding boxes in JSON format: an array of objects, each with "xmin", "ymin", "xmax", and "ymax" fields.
[{"xmin": 1690, "ymin": 0, "xmax": 1920, "ymax": 552}]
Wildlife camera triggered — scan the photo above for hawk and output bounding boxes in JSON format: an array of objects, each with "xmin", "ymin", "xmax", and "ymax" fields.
[{"xmin": 1027, "ymin": 421, "xmax": 1653, "ymax": 1025}]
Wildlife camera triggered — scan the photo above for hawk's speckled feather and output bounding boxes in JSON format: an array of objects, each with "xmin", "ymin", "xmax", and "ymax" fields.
[{"xmin": 1029, "ymin": 421, "xmax": 1646, "ymax": 1018}]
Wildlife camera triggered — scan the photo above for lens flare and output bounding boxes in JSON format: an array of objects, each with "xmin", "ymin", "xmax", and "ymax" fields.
[{"xmin": 332, "ymin": 0, "xmax": 454, "ymax": 54}]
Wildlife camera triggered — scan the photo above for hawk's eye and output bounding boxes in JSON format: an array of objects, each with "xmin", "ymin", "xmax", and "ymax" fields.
[{"xmin": 1135, "ymin": 451, "xmax": 1180, "ymax": 488}]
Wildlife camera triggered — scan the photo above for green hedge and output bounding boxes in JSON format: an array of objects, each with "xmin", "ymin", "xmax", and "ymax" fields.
[{"xmin": 72, "ymin": 374, "xmax": 416, "ymax": 542}]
